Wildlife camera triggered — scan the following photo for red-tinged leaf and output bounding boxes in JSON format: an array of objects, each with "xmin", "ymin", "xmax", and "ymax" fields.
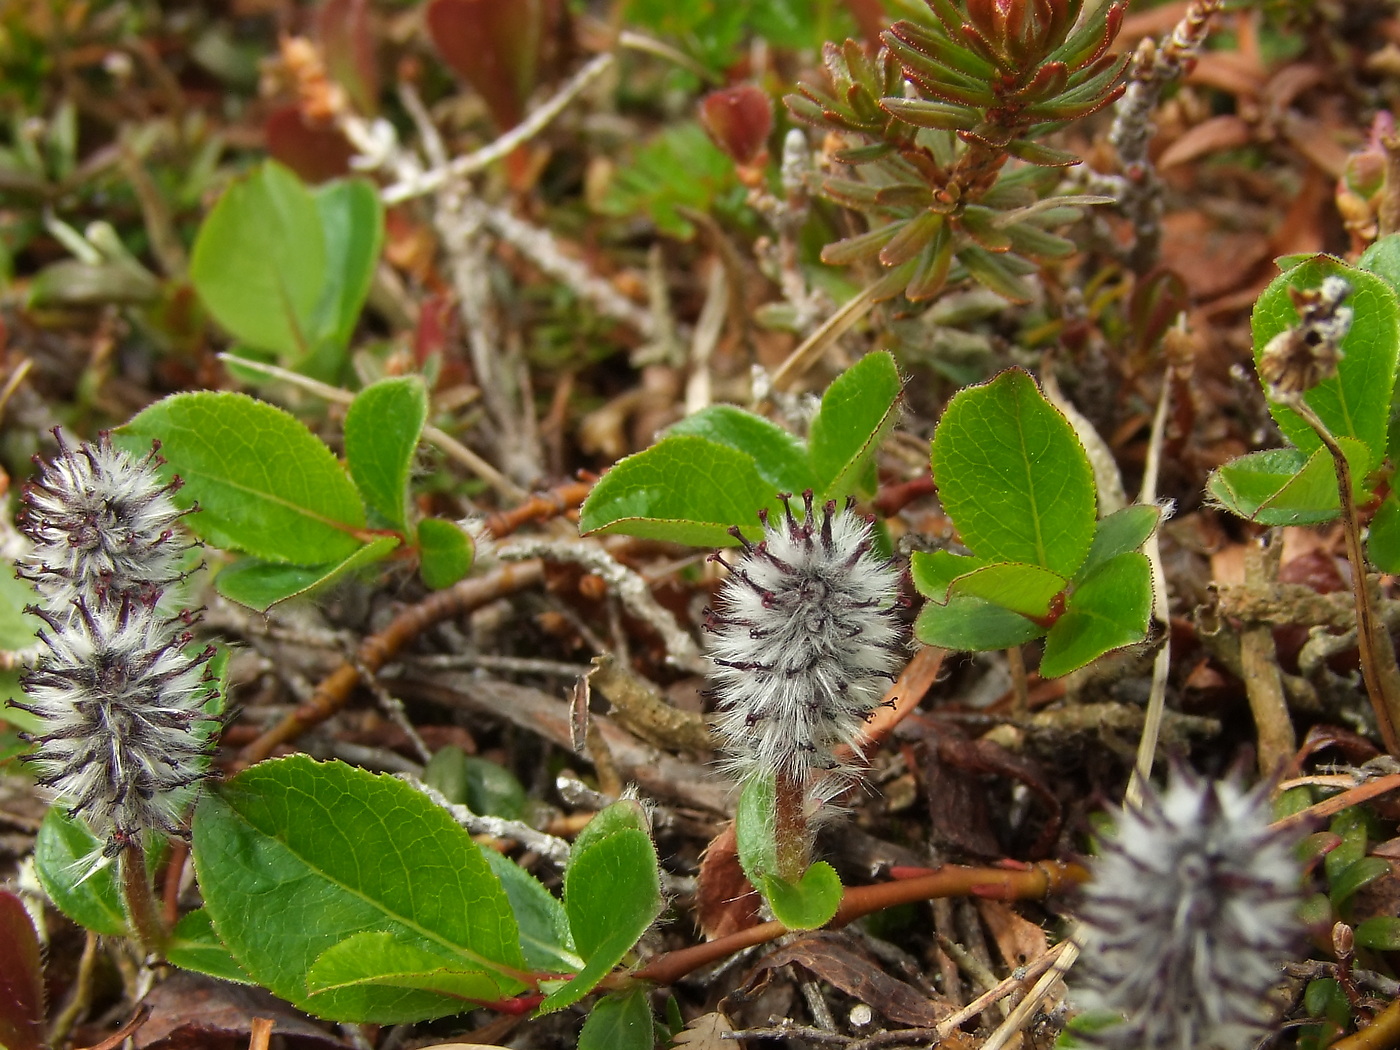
[
  {"xmin": 880, "ymin": 211, "xmax": 945, "ymax": 267},
  {"xmin": 757, "ymin": 935, "xmax": 952, "ymax": 1027},
  {"xmin": 905, "ymin": 226, "xmax": 953, "ymax": 301},
  {"xmin": 1127, "ymin": 268, "xmax": 1189, "ymax": 355},
  {"xmin": 822, "ymin": 224, "xmax": 900, "ymax": 266},
  {"xmin": 696, "ymin": 823, "xmax": 761, "ymax": 940},
  {"xmin": 0, "ymin": 890, "xmax": 44, "ymax": 1050},
  {"xmin": 699, "ymin": 86, "xmax": 773, "ymax": 166},
  {"xmin": 264, "ymin": 106, "xmax": 354, "ymax": 184},
  {"xmin": 425, "ymin": 0, "xmax": 551, "ymax": 131},
  {"xmin": 315, "ymin": 0, "xmax": 379, "ymax": 115}
]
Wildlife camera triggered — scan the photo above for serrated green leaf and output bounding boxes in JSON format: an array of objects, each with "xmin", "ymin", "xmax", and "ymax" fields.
[
  {"xmin": 540, "ymin": 828, "xmax": 662, "ymax": 1013},
  {"xmin": 1074, "ymin": 505, "xmax": 1160, "ymax": 583},
  {"xmin": 735, "ymin": 774, "xmax": 777, "ymax": 886},
  {"xmin": 1368, "ymin": 495, "xmax": 1400, "ymax": 574},
  {"xmin": 667, "ymin": 405, "xmax": 817, "ymax": 496},
  {"xmin": 306, "ymin": 933, "xmax": 503, "ymax": 1001},
  {"xmin": 808, "ymin": 351, "xmax": 902, "ymax": 500},
  {"xmin": 578, "ymin": 436, "xmax": 784, "ymax": 547},
  {"xmin": 1358, "ymin": 233, "xmax": 1400, "ymax": 301},
  {"xmin": 190, "ymin": 161, "xmax": 326, "ymax": 360},
  {"xmin": 914, "ymin": 594, "xmax": 1045, "ymax": 650},
  {"xmin": 1354, "ymin": 915, "xmax": 1400, "ymax": 950},
  {"xmin": 579, "ymin": 989, "xmax": 653, "ymax": 1050},
  {"xmin": 947, "ymin": 562, "xmax": 1066, "ymax": 619},
  {"xmin": 215, "ymin": 536, "xmax": 399, "ymax": 611},
  {"xmin": 931, "ymin": 368, "xmax": 1096, "ymax": 575},
  {"xmin": 909, "ymin": 549, "xmax": 985, "ymax": 602},
  {"xmin": 310, "ymin": 177, "xmax": 384, "ymax": 354},
  {"xmin": 760, "ymin": 861, "xmax": 842, "ymax": 931},
  {"xmin": 1040, "ymin": 552, "xmax": 1152, "ymax": 678},
  {"xmin": 573, "ymin": 799, "xmax": 650, "ymax": 857},
  {"xmin": 34, "ymin": 808, "xmax": 126, "ymax": 936},
  {"xmin": 480, "ymin": 848, "xmax": 580, "ymax": 974},
  {"xmin": 417, "ymin": 518, "xmax": 475, "ymax": 590},
  {"xmin": 192, "ymin": 755, "xmax": 525, "ymax": 1023},
  {"xmin": 1207, "ymin": 439, "xmax": 1370, "ymax": 526},
  {"xmin": 120, "ymin": 391, "xmax": 366, "ymax": 564},
  {"xmin": 167, "ymin": 908, "xmax": 253, "ymax": 984},
  {"xmin": 1252, "ymin": 257, "xmax": 1400, "ymax": 466},
  {"xmin": 345, "ymin": 376, "xmax": 427, "ymax": 531}
]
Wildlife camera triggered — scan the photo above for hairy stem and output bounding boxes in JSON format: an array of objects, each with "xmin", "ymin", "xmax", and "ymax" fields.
[
  {"xmin": 773, "ymin": 770, "xmax": 810, "ymax": 883},
  {"xmin": 1288, "ymin": 395, "xmax": 1400, "ymax": 755},
  {"xmin": 119, "ymin": 841, "xmax": 166, "ymax": 958}
]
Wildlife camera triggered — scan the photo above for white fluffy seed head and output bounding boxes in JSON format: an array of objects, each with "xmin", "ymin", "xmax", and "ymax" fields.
[
  {"xmin": 17, "ymin": 430, "xmax": 192, "ymax": 610},
  {"xmin": 705, "ymin": 492, "xmax": 903, "ymax": 790},
  {"xmin": 13, "ymin": 598, "xmax": 220, "ymax": 851},
  {"xmin": 1072, "ymin": 769, "xmax": 1304, "ymax": 1050}
]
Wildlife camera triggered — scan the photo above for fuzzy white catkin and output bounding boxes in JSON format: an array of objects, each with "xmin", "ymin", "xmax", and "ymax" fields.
[
  {"xmin": 1072, "ymin": 770, "xmax": 1304, "ymax": 1050},
  {"xmin": 705, "ymin": 492, "xmax": 903, "ymax": 788},
  {"xmin": 9, "ymin": 432, "xmax": 218, "ymax": 852},
  {"xmin": 17, "ymin": 431, "xmax": 191, "ymax": 609}
]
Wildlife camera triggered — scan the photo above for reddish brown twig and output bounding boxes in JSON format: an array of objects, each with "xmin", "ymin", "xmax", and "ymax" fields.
[
  {"xmin": 632, "ymin": 859, "xmax": 1087, "ymax": 987},
  {"xmin": 1271, "ymin": 773, "xmax": 1400, "ymax": 835},
  {"xmin": 481, "ymin": 481, "xmax": 592, "ymax": 538},
  {"xmin": 237, "ymin": 560, "xmax": 545, "ymax": 765}
]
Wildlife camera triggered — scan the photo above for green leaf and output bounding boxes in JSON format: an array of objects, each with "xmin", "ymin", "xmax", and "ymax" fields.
[
  {"xmin": 1207, "ymin": 440, "xmax": 1371, "ymax": 526},
  {"xmin": 759, "ymin": 861, "xmax": 843, "ymax": 931},
  {"xmin": 808, "ymin": 351, "xmax": 902, "ymax": 500},
  {"xmin": 345, "ymin": 376, "xmax": 427, "ymax": 531},
  {"xmin": 306, "ymin": 933, "xmax": 504, "ymax": 1001},
  {"xmin": 310, "ymin": 177, "xmax": 384, "ymax": 353},
  {"xmin": 914, "ymin": 594, "xmax": 1045, "ymax": 651},
  {"xmin": 1354, "ymin": 915, "xmax": 1400, "ymax": 951},
  {"xmin": 1074, "ymin": 505, "xmax": 1160, "ymax": 583},
  {"xmin": 0, "ymin": 569, "xmax": 38, "ymax": 650},
  {"xmin": 930, "ymin": 368, "xmax": 1096, "ymax": 575},
  {"xmin": 1368, "ymin": 495, "xmax": 1400, "ymax": 574},
  {"xmin": 192, "ymin": 755, "xmax": 525, "ymax": 1023},
  {"xmin": 579, "ymin": 989, "xmax": 654, "ymax": 1050},
  {"xmin": 417, "ymin": 519, "xmax": 475, "ymax": 590},
  {"xmin": 1358, "ymin": 233, "xmax": 1400, "ymax": 300},
  {"xmin": 190, "ymin": 161, "xmax": 327, "ymax": 360},
  {"xmin": 1329, "ymin": 856, "xmax": 1390, "ymax": 910},
  {"xmin": 572, "ymin": 799, "xmax": 651, "ymax": 857},
  {"xmin": 909, "ymin": 550, "xmax": 985, "ymax": 602},
  {"xmin": 946, "ymin": 562, "xmax": 1066, "ymax": 620},
  {"xmin": 578, "ymin": 435, "xmax": 784, "ymax": 547},
  {"xmin": 667, "ymin": 405, "xmax": 817, "ymax": 496},
  {"xmin": 1252, "ymin": 257, "xmax": 1400, "ymax": 466},
  {"xmin": 120, "ymin": 391, "xmax": 366, "ymax": 564},
  {"xmin": 215, "ymin": 536, "xmax": 400, "ymax": 611},
  {"xmin": 34, "ymin": 808, "xmax": 125, "ymax": 937},
  {"xmin": 1039, "ymin": 552, "xmax": 1152, "ymax": 678},
  {"xmin": 540, "ymin": 828, "xmax": 663, "ymax": 1013},
  {"xmin": 479, "ymin": 848, "xmax": 581, "ymax": 974},
  {"xmin": 167, "ymin": 908, "xmax": 253, "ymax": 984}
]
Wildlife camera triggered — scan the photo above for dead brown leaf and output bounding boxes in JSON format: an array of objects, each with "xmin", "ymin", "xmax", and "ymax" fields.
[{"xmin": 671, "ymin": 1011, "xmax": 738, "ymax": 1049}]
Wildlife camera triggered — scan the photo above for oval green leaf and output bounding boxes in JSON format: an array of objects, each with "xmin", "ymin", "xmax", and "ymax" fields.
[
  {"xmin": 215, "ymin": 536, "xmax": 400, "ymax": 611},
  {"xmin": 311, "ymin": 177, "xmax": 385, "ymax": 354},
  {"xmin": 167, "ymin": 908, "xmax": 253, "ymax": 984},
  {"xmin": 1040, "ymin": 551, "xmax": 1152, "ymax": 678},
  {"xmin": 1368, "ymin": 494, "xmax": 1400, "ymax": 574},
  {"xmin": 1207, "ymin": 439, "xmax": 1371, "ymax": 526},
  {"xmin": 760, "ymin": 861, "xmax": 843, "ymax": 931},
  {"xmin": 808, "ymin": 351, "xmax": 902, "ymax": 501},
  {"xmin": 579, "ymin": 989, "xmax": 654, "ymax": 1050},
  {"xmin": 914, "ymin": 594, "xmax": 1046, "ymax": 651},
  {"xmin": 345, "ymin": 376, "xmax": 427, "ymax": 531},
  {"xmin": 192, "ymin": 755, "xmax": 525, "ymax": 1023},
  {"xmin": 120, "ymin": 391, "xmax": 367, "ymax": 564},
  {"xmin": 931, "ymin": 368, "xmax": 1096, "ymax": 575},
  {"xmin": 578, "ymin": 435, "xmax": 784, "ymax": 547},
  {"xmin": 1252, "ymin": 257, "xmax": 1400, "ymax": 466},
  {"xmin": 948, "ymin": 562, "xmax": 1067, "ymax": 620},
  {"xmin": 417, "ymin": 518, "xmax": 475, "ymax": 590},
  {"xmin": 667, "ymin": 405, "xmax": 817, "ymax": 496},
  {"xmin": 34, "ymin": 807, "xmax": 126, "ymax": 937}
]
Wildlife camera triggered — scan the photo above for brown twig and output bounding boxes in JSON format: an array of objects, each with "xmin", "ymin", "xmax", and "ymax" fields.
[
  {"xmin": 632, "ymin": 860, "xmax": 1087, "ymax": 987},
  {"xmin": 238, "ymin": 560, "xmax": 545, "ymax": 765},
  {"xmin": 481, "ymin": 481, "xmax": 592, "ymax": 538},
  {"xmin": 1270, "ymin": 773, "xmax": 1400, "ymax": 834},
  {"xmin": 120, "ymin": 840, "xmax": 167, "ymax": 958}
]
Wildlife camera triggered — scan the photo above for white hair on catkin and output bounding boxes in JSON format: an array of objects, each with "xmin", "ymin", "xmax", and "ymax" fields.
[
  {"xmin": 1072, "ymin": 768, "xmax": 1304, "ymax": 1050},
  {"xmin": 704, "ymin": 491, "xmax": 903, "ymax": 792}
]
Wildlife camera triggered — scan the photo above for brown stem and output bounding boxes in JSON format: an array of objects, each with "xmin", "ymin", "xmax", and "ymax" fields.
[
  {"xmin": 239, "ymin": 560, "xmax": 545, "ymax": 764},
  {"xmin": 772, "ymin": 770, "xmax": 810, "ymax": 883},
  {"xmin": 1288, "ymin": 396, "xmax": 1400, "ymax": 756},
  {"xmin": 120, "ymin": 841, "xmax": 166, "ymax": 958},
  {"xmin": 632, "ymin": 860, "xmax": 1088, "ymax": 987}
]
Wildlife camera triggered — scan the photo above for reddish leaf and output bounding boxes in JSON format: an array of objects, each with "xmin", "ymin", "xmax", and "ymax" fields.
[
  {"xmin": 696, "ymin": 822, "xmax": 761, "ymax": 939},
  {"xmin": 0, "ymin": 890, "xmax": 44, "ymax": 1050},
  {"xmin": 315, "ymin": 0, "xmax": 379, "ymax": 115},
  {"xmin": 699, "ymin": 86, "xmax": 773, "ymax": 166},
  {"xmin": 425, "ymin": 0, "xmax": 552, "ymax": 131},
  {"xmin": 264, "ymin": 106, "xmax": 354, "ymax": 184}
]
